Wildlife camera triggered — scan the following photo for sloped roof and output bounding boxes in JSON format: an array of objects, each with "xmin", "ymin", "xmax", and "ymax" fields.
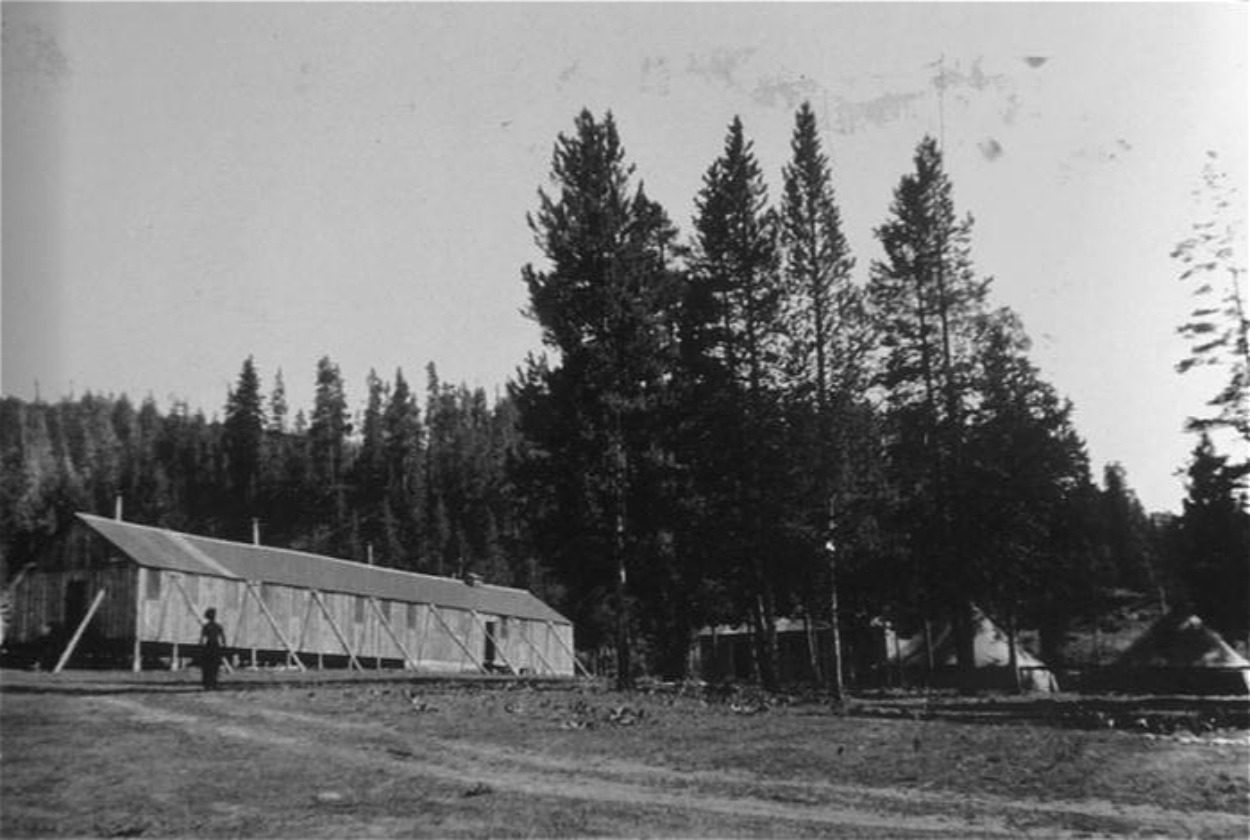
[
  {"xmin": 1116, "ymin": 611, "xmax": 1250, "ymax": 669},
  {"xmin": 78, "ymin": 513, "xmax": 568, "ymax": 624}
]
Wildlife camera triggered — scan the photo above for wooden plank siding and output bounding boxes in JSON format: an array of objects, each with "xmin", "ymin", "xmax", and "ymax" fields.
[
  {"xmin": 9, "ymin": 566, "xmax": 136, "ymax": 643},
  {"xmin": 9, "ymin": 517, "xmax": 576, "ymax": 677}
]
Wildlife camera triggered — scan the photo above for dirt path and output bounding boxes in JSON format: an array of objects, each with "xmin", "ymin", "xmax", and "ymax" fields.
[{"xmin": 90, "ymin": 691, "xmax": 1245, "ymax": 838}]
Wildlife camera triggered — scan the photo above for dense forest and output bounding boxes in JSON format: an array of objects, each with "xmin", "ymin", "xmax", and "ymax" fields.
[{"xmin": 3, "ymin": 105, "xmax": 1247, "ymax": 688}]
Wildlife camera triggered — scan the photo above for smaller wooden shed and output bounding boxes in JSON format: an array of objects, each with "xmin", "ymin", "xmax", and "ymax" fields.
[{"xmin": 6, "ymin": 513, "xmax": 576, "ymax": 676}]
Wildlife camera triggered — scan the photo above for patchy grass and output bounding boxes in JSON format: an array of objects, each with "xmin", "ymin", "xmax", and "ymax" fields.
[{"xmin": 2, "ymin": 670, "xmax": 1247, "ymax": 837}]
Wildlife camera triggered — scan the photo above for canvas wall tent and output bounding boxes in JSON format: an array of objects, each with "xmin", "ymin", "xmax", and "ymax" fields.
[
  {"xmin": 1108, "ymin": 610, "xmax": 1250, "ymax": 695},
  {"xmin": 5, "ymin": 513, "xmax": 576, "ymax": 676},
  {"xmin": 885, "ymin": 605, "xmax": 1058, "ymax": 693}
]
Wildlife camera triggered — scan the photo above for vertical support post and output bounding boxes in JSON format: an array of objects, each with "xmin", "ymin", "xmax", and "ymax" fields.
[{"xmin": 133, "ymin": 567, "xmax": 145, "ymax": 672}]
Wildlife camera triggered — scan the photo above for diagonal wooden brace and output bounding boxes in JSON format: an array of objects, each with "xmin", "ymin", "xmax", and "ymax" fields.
[
  {"xmin": 470, "ymin": 610, "xmax": 519, "ymax": 674},
  {"xmin": 170, "ymin": 575, "xmax": 235, "ymax": 673},
  {"xmin": 245, "ymin": 581, "xmax": 306, "ymax": 671},
  {"xmin": 53, "ymin": 589, "xmax": 107, "ymax": 674},
  {"xmin": 310, "ymin": 590, "xmax": 363, "ymax": 671},
  {"xmin": 428, "ymin": 605, "xmax": 486, "ymax": 672},
  {"xmin": 516, "ymin": 620, "xmax": 560, "ymax": 676},
  {"xmin": 368, "ymin": 597, "xmax": 418, "ymax": 669},
  {"xmin": 546, "ymin": 620, "xmax": 592, "ymax": 678}
]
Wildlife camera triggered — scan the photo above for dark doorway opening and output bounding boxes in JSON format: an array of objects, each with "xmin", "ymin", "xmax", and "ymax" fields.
[
  {"xmin": 484, "ymin": 621, "xmax": 497, "ymax": 669},
  {"xmin": 65, "ymin": 580, "xmax": 88, "ymax": 629}
]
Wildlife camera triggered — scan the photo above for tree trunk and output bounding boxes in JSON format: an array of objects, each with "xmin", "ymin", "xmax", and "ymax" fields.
[
  {"xmin": 953, "ymin": 602, "xmax": 976, "ymax": 687},
  {"xmin": 614, "ymin": 505, "xmax": 631, "ymax": 691},
  {"xmin": 1006, "ymin": 606, "xmax": 1022, "ymax": 694},
  {"xmin": 804, "ymin": 610, "xmax": 823, "ymax": 684},
  {"xmin": 751, "ymin": 592, "xmax": 779, "ymax": 691},
  {"xmin": 827, "ymin": 547, "xmax": 844, "ymax": 700}
]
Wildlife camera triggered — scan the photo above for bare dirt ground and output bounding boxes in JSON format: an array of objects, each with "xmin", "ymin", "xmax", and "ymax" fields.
[{"xmin": 2, "ymin": 669, "xmax": 1247, "ymax": 838}]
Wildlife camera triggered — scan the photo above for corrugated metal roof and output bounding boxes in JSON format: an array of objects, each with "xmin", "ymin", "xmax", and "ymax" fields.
[{"xmin": 78, "ymin": 513, "xmax": 568, "ymax": 625}]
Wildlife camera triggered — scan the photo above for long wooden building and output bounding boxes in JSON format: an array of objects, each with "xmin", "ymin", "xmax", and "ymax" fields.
[{"xmin": 6, "ymin": 513, "xmax": 576, "ymax": 676}]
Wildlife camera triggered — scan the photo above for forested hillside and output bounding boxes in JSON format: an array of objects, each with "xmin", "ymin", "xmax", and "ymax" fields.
[{"xmin": 3, "ymin": 104, "xmax": 1245, "ymax": 684}]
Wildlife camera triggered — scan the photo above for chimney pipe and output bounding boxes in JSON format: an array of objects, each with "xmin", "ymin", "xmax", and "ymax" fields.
[
  {"xmin": 114, "ymin": 495, "xmax": 123, "ymax": 521},
  {"xmin": 252, "ymin": 518, "xmax": 260, "ymax": 546}
]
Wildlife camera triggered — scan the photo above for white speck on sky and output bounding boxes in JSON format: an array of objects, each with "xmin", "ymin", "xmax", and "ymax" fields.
[{"xmin": 2, "ymin": 2, "xmax": 1246, "ymax": 513}]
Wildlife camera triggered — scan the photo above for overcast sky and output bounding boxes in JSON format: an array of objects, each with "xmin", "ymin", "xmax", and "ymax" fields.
[{"xmin": 3, "ymin": 2, "xmax": 1246, "ymax": 513}]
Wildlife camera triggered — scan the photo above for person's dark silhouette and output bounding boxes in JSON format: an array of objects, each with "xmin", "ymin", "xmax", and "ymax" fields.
[{"xmin": 199, "ymin": 608, "xmax": 227, "ymax": 690}]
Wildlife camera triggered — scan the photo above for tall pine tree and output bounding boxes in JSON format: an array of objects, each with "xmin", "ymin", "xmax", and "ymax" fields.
[
  {"xmin": 868, "ymin": 136, "xmax": 992, "ymax": 672},
  {"xmin": 517, "ymin": 109, "xmax": 680, "ymax": 688},
  {"xmin": 687, "ymin": 115, "xmax": 788, "ymax": 689}
]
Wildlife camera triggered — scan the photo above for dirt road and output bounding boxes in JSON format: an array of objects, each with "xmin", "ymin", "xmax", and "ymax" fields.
[{"xmin": 3, "ymin": 674, "xmax": 1247, "ymax": 837}]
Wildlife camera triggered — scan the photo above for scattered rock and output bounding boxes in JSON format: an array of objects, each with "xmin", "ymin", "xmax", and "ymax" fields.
[
  {"xmin": 314, "ymin": 791, "xmax": 350, "ymax": 806},
  {"xmin": 463, "ymin": 781, "xmax": 493, "ymax": 797}
]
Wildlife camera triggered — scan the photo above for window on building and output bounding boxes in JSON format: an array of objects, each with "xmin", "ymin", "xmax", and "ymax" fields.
[
  {"xmin": 355, "ymin": 596, "xmax": 365, "ymax": 623},
  {"xmin": 145, "ymin": 569, "xmax": 161, "ymax": 600}
]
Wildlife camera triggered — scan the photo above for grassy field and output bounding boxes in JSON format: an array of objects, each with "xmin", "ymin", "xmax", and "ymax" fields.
[{"xmin": 2, "ymin": 669, "xmax": 1247, "ymax": 837}]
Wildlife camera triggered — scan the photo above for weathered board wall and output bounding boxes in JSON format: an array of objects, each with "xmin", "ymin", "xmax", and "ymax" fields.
[
  {"xmin": 139, "ymin": 569, "xmax": 575, "ymax": 675},
  {"xmin": 9, "ymin": 521, "xmax": 576, "ymax": 676},
  {"xmin": 8, "ymin": 566, "xmax": 137, "ymax": 644},
  {"xmin": 12, "ymin": 566, "xmax": 575, "ymax": 676}
]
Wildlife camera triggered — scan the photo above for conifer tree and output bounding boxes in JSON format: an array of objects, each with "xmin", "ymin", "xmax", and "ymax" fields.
[
  {"xmin": 868, "ymin": 136, "xmax": 991, "ymax": 671},
  {"xmin": 687, "ymin": 115, "xmax": 788, "ymax": 689},
  {"xmin": 269, "ymin": 369, "xmax": 288, "ymax": 434},
  {"xmin": 382, "ymin": 368, "xmax": 423, "ymax": 569},
  {"xmin": 309, "ymin": 356, "xmax": 351, "ymax": 555},
  {"xmin": 223, "ymin": 356, "xmax": 265, "ymax": 523},
  {"xmin": 517, "ymin": 109, "xmax": 679, "ymax": 688},
  {"xmin": 1177, "ymin": 433, "xmax": 1249, "ymax": 643},
  {"xmin": 779, "ymin": 102, "xmax": 869, "ymax": 697}
]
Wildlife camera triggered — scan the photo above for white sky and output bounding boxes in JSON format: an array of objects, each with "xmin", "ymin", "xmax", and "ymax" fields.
[{"xmin": 3, "ymin": 2, "xmax": 1246, "ymax": 513}]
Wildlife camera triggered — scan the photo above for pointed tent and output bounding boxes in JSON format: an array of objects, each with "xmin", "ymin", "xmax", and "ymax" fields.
[
  {"xmin": 887, "ymin": 605, "xmax": 1058, "ymax": 693},
  {"xmin": 1112, "ymin": 610, "xmax": 1250, "ymax": 695}
]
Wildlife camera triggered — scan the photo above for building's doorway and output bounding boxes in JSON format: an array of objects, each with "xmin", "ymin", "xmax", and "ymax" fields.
[
  {"xmin": 64, "ymin": 580, "xmax": 88, "ymax": 629},
  {"xmin": 484, "ymin": 621, "xmax": 497, "ymax": 669}
]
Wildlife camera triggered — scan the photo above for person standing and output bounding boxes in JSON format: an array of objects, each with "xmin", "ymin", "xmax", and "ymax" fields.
[{"xmin": 199, "ymin": 608, "xmax": 227, "ymax": 690}]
